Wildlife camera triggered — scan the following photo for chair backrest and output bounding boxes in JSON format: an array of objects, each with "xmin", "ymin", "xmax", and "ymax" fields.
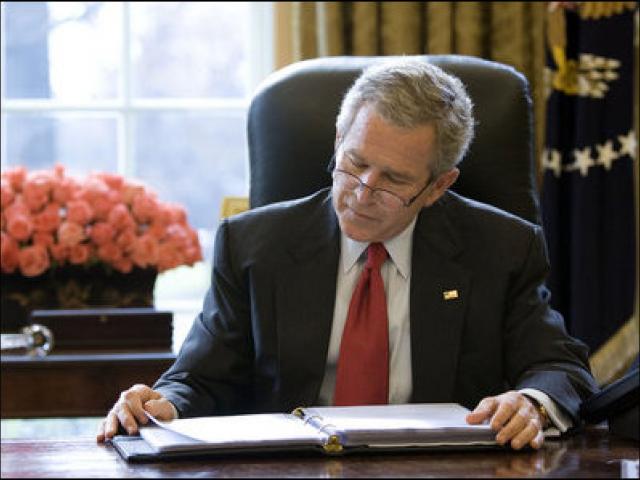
[{"xmin": 248, "ymin": 55, "xmax": 541, "ymax": 225}]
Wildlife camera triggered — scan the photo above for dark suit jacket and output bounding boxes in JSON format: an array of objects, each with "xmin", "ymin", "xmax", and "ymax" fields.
[{"xmin": 154, "ymin": 188, "xmax": 598, "ymax": 422}]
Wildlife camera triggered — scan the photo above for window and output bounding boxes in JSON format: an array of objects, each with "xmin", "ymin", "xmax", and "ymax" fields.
[{"xmin": 1, "ymin": 1, "xmax": 274, "ymax": 350}]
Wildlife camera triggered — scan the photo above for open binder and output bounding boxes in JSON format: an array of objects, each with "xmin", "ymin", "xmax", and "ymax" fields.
[{"xmin": 111, "ymin": 403, "xmax": 507, "ymax": 462}]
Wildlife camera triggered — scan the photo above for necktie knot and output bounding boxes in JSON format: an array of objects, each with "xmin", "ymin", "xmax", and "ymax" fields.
[{"xmin": 366, "ymin": 242, "xmax": 388, "ymax": 270}]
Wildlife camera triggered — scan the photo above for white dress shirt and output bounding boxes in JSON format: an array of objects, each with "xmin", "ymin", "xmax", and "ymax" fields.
[{"xmin": 317, "ymin": 219, "xmax": 572, "ymax": 433}]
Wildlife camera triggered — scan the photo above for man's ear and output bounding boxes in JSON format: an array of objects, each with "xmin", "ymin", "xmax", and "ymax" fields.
[{"xmin": 423, "ymin": 168, "xmax": 459, "ymax": 207}]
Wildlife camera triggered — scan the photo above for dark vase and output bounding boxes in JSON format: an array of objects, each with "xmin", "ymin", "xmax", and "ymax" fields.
[{"xmin": 1, "ymin": 265, "xmax": 157, "ymax": 332}]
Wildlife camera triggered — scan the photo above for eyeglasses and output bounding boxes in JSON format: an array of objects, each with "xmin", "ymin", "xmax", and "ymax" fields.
[{"xmin": 329, "ymin": 154, "xmax": 432, "ymax": 210}]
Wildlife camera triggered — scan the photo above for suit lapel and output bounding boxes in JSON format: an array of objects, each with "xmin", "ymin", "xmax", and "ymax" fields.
[
  {"xmin": 410, "ymin": 195, "xmax": 471, "ymax": 402},
  {"xmin": 275, "ymin": 194, "xmax": 340, "ymax": 409}
]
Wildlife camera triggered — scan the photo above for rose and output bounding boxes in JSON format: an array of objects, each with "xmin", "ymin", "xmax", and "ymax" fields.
[
  {"xmin": 166, "ymin": 203, "xmax": 188, "ymax": 225},
  {"xmin": 186, "ymin": 245, "xmax": 203, "ymax": 264},
  {"xmin": 3, "ymin": 198, "xmax": 29, "ymax": 216},
  {"xmin": 132, "ymin": 192, "xmax": 160, "ymax": 223},
  {"xmin": 22, "ymin": 172, "xmax": 53, "ymax": 212},
  {"xmin": 52, "ymin": 176, "xmax": 78, "ymax": 204},
  {"xmin": 115, "ymin": 228, "xmax": 137, "ymax": 253},
  {"xmin": 77, "ymin": 176, "xmax": 122, "ymax": 218},
  {"xmin": 94, "ymin": 193, "xmax": 117, "ymax": 222},
  {"xmin": 57, "ymin": 221, "xmax": 86, "ymax": 247},
  {"xmin": 157, "ymin": 242, "xmax": 183, "ymax": 272},
  {"xmin": 165, "ymin": 223, "xmax": 190, "ymax": 245},
  {"xmin": 186, "ymin": 229, "xmax": 203, "ymax": 263},
  {"xmin": 18, "ymin": 244, "xmax": 50, "ymax": 277},
  {"xmin": 52, "ymin": 163, "xmax": 65, "ymax": 179},
  {"xmin": 77, "ymin": 177, "xmax": 109, "ymax": 202},
  {"xmin": 32, "ymin": 203, "xmax": 61, "ymax": 233},
  {"xmin": 97, "ymin": 242, "xmax": 123, "ymax": 264},
  {"xmin": 131, "ymin": 233, "xmax": 159, "ymax": 268},
  {"xmin": 66, "ymin": 199, "xmax": 94, "ymax": 225},
  {"xmin": 155, "ymin": 204, "xmax": 175, "ymax": 226},
  {"xmin": 1, "ymin": 232, "xmax": 20, "ymax": 273},
  {"xmin": 1, "ymin": 178, "xmax": 15, "ymax": 207},
  {"xmin": 3, "ymin": 166, "xmax": 26, "ymax": 192},
  {"xmin": 89, "ymin": 222, "xmax": 115, "ymax": 246},
  {"xmin": 147, "ymin": 221, "xmax": 168, "ymax": 240},
  {"xmin": 112, "ymin": 257, "xmax": 133, "ymax": 274},
  {"xmin": 6, "ymin": 209, "xmax": 34, "ymax": 242},
  {"xmin": 122, "ymin": 180, "xmax": 146, "ymax": 204},
  {"xmin": 33, "ymin": 232, "xmax": 55, "ymax": 250},
  {"xmin": 69, "ymin": 243, "xmax": 92, "ymax": 265},
  {"xmin": 49, "ymin": 243, "xmax": 70, "ymax": 264},
  {"xmin": 94, "ymin": 172, "xmax": 124, "ymax": 191},
  {"xmin": 107, "ymin": 203, "xmax": 136, "ymax": 232}
]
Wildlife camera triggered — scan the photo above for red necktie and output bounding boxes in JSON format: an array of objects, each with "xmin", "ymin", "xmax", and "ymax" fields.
[{"xmin": 334, "ymin": 242, "xmax": 389, "ymax": 406}]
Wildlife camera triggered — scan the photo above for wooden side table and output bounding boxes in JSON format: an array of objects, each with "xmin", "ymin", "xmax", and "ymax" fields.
[{"xmin": 1, "ymin": 351, "xmax": 176, "ymax": 418}]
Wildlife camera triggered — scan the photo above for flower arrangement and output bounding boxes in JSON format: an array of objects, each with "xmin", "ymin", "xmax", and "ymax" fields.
[{"xmin": 1, "ymin": 164, "xmax": 202, "ymax": 277}]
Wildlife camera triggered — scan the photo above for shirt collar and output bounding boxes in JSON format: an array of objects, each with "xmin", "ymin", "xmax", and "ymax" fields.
[{"xmin": 341, "ymin": 217, "xmax": 417, "ymax": 279}]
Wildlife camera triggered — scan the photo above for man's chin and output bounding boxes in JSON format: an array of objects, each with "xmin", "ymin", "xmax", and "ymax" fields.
[{"xmin": 339, "ymin": 219, "xmax": 379, "ymax": 243}]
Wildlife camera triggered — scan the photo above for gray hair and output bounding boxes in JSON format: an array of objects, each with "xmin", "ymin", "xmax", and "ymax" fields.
[{"xmin": 336, "ymin": 59, "xmax": 475, "ymax": 178}]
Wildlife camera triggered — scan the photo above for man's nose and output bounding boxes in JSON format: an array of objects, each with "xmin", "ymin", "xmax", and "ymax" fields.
[
  {"xmin": 354, "ymin": 172, "xmax": 380, "ymax": 202},
  {"xmin": 354, "ymin": 181, "xmax": 374, "ymax": 202}
]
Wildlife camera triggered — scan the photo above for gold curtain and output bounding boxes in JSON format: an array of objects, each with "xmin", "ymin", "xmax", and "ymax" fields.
[{"xmin": 279, "ymin": 2, "xmax": 547, "ymax": 181}]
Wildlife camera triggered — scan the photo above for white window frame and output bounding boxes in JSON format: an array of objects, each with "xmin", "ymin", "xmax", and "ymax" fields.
[{"xmin": 0, "ymin": 1, "xmax": 274, "ymax": 178}]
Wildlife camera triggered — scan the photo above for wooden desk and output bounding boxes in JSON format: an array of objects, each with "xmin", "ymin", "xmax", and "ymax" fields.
[
  {"xmin": 1, "ymin": 426, "xmax": 637, "ymax": 478},
  {"xmin": 1, "ymin": 352, "xmax": 175, "ymax": 418}
]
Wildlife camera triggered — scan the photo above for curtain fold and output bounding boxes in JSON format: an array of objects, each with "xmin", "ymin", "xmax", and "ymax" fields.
[
  {"xmin": 352, "ymin": 2, "xmax": 379, "ymax": 55},
  {"xmin": 454, "ymin": 2, "xmax": 486, "ymax": 57},
  {"xmin": 380, "ymin": 3, "xmax": 423, "ymax": 55}
]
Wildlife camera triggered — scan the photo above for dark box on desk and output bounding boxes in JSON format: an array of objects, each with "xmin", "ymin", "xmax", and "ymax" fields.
[{"xmin": 29, "ymin": 308, "xmax": 173, "ymax": 352}]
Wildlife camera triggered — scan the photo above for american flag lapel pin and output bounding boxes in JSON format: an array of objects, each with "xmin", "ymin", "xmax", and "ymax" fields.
[{"xmin": 443, "ymin": 289, "xmax": 459, "ymax": 301}]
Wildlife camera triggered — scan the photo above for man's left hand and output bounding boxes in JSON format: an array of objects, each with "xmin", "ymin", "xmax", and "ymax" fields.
[{"xmin": 466, "ymin": 391, "xmax": 546, "ymax": 450}]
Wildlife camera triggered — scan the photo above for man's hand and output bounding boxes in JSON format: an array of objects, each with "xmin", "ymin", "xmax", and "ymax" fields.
[
  {"xmin": 466, "ymin": 391, "xmax": 546, "ymax": 450},
  {"xmin": 96, "ymin": 384, "xmax": 176, "ymax": 443}
]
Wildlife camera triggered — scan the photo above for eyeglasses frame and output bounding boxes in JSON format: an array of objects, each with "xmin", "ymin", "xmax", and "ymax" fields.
[{"xmin": 327, "ymin": 153, "xmax": 434, "ymax": 208}]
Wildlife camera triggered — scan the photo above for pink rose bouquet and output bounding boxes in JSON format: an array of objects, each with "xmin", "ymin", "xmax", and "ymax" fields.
[{"xmin": 1, "ymin": 164, "xmax": 203, "ymax": 277}]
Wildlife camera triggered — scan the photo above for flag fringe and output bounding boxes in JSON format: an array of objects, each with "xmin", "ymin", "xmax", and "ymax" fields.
[{"xmin": 589, "ymin": 315, "xmax": 639, "ymax": 385}]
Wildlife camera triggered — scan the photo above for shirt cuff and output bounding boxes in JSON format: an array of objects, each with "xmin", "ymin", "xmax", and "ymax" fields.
[
  {"xmin": 168, "ymin": 401, "xmax": 179, "ymax": 420},
  {"xmin": 520, "ymin": 388, "xmax": 572, "ymax": 433}
]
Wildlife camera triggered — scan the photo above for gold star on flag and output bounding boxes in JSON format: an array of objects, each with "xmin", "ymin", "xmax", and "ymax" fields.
[
  {"xmin": 570, "ymin": 147, "xmax": 595, "ymax": 176},
  {"xmin": 617, "ymin": 130, "xmax": 637, "ymax": 159},
  {"xmin": 542, "ymin": 149, "xmax": 563, "ymax": 177},
  {"xmin": 596, "ymin": 140, "xmax": 617, "ymax": 170}
]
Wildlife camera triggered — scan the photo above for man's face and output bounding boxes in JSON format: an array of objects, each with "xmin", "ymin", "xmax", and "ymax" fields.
[{"xmin": 332, "ymin": 104, "xmax": 457, "ymax": 243}]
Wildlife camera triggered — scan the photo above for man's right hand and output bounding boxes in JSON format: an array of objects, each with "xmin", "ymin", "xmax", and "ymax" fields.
[{"xmin": 96, "ymin": 384, "xmax": 176, "ymax": 443}]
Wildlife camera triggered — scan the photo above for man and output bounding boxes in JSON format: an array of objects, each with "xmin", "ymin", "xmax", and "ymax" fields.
[{"xmin": 97, "ymin": 59, "xmax": 598, "ymax": 450}]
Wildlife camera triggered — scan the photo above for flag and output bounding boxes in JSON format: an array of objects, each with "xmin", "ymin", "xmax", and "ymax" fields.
[{"xmin": 541, "ymin": 3, "xmax": 637, "ymax": 357}]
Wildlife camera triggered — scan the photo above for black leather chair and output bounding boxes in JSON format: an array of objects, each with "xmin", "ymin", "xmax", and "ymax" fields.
[{"xmin": 248, "ymin": 55, "xmax": 541, "ymax": 225}]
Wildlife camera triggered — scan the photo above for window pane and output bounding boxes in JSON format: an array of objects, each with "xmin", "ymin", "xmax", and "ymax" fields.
[
  {"xmin": 133, "ymin": 111, "xmax": 248, "ymax": 231},
  {"xmin": 4, "ymin": 113, "xmax": 118, "ymax": 174},
  {"xmin": 3, "ymin": 2, "xmax": 121, "ymax": 100},
  {"xmin": 131, "ymin": 2, "xmax": 250, "ymax": 99}
]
